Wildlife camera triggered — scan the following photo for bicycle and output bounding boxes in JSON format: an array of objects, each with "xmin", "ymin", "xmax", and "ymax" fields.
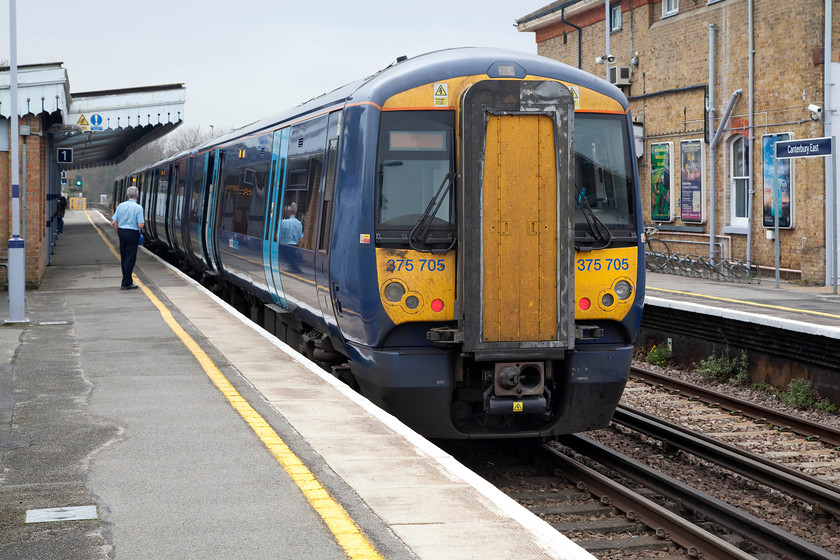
[{"xmin": 644, "ymin": 226, "xmax": 671, "ymax": 272}]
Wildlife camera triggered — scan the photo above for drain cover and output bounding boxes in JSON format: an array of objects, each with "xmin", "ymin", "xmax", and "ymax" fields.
[{"xmin": 25, "ymin": 505, "xmax": 98, "ymax": 523}]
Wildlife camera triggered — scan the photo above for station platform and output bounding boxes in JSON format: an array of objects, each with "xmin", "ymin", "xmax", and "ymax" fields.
[
  {"xmin": 645, "ymin": 271, "xmax": 840, "ymax": 338},
  {"xmin": 0, "ymin": 210, "xmax": 591, "ymax": 560}
]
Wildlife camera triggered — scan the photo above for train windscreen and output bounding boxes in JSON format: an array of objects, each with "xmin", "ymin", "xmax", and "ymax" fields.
[
  {"xmin": 375, "ymin": 110, "xmax": 456, "ymax": 249},
  {"xmin": 574, "ymin": 113, "xmax": 636, "ymax": 239}
]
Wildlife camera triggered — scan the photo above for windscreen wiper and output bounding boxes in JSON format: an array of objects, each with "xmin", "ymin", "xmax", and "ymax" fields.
[
  {"xmin": 575, "ymin": 183, "xmax": 612, "ymax": 251},
  {"xmin": 409, "ymin": 171, "xmax": 457, "ymax": 253}
]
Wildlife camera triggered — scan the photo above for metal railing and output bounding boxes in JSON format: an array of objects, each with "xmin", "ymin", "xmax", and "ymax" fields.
[{"xmin": 644, "ymin": 227, "xmax": 760, "ymax": 283}]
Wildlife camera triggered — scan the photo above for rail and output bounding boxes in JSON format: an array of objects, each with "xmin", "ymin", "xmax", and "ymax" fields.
[
  {"xmin": 629, "ymin": 366, "xmax": 840, "ymax": 447},
  {"xmin": 614, "ymin": 405, "xmax": 840, "ymax": 518},
  {"xmin": 553, "ymin": 435, "xmax": 838, "ymax": 560},
  {"xmin": 540, "ymin": 441, "xmax": 755, "ymax": 560}
]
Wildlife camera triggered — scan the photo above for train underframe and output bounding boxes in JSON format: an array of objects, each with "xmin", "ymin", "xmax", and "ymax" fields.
[
  {"xmin": 151, "ymin": 244, "xmax": 634, "ymax": 440},
  {"xmin": 346, "ymin": 343, "xmax": 633, "ymax": 439}
]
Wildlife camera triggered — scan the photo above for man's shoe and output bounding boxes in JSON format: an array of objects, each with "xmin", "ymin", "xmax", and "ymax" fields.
[{"xmin": 121, "ymin": 284, "xmax": 139, "ymax": 290}]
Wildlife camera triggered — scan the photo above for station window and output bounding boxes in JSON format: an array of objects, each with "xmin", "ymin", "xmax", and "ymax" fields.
[
  {"xmin": 610, "ymin": 3, "xmax": 622, "ymax": 32},
  {"xmin": 729, "ymin": 135, "xmax": 749, "ymax": 229},
  {"xmin": 662, "ymin": 0, "xmax": 678, "ymax": 17}
]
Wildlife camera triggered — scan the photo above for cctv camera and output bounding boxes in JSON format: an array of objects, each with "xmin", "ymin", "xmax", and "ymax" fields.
[
  {"xmin": 809, "ymin": 104, "xmax": 823, "ymax": 114},
  {"xmin": 595, "ymin": 56, "xmax": 604, "ymax": 64}
]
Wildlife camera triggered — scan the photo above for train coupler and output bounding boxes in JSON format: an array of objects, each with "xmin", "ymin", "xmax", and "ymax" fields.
[{"xmin": 484, "ymin": 395, "xmax": 547, "ymax": 415}]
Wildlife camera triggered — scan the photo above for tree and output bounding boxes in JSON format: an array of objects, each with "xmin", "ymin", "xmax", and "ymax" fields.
[
  {"xmin": 65, "ymin": 124, "xmax": 226, "ymax": 206},
  {"xmin": 164, "ymin": 125, "xmax": 216, "ymax": 155}
]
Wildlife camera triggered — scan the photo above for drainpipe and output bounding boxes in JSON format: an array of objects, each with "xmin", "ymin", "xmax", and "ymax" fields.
[
  {"xmin": 825, "ymin": 0, "xmax": 836, "ymax": 290},
  {"xmin": 561, "ymin": 7, "xmax": 583, "ymax": 69},
  {"xmin": 746, "ymin": 0, "xmax": 755, "ymax": 270},
  {"xmin": 604, "ymin": 0, "xmax": 612, "ymax": 81},
  {"xmin": 708, "ymin": 24, "xmax": 717, "ymax": 263},
  {"xmin": 709, "ymin": 89, "xmax": 743, "ymax": 264}
]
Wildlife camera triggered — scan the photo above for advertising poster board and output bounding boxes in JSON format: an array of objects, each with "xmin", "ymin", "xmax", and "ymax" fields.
[
  {"xmin": 762, "ymin": 132, "xmax": 795, "ymax": 229},
  {"xmin": 650, "ymin": 142, "xmax": 674, "ymax": 222},
  {"xmin": 679, "ymin": 139, "xmax": 705, "ymax": 223}
]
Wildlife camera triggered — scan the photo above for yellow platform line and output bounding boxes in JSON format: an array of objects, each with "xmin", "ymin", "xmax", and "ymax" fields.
[
  {"xmin": 86, "ymin": 211, "xmax": 383, "ymax": 560},
  {"xmin": 648, "ymin": 286, "xmax": 840, "ymax": 320}
]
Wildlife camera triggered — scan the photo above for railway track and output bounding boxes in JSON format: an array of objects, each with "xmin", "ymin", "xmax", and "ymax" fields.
[
  {"xmin": 463, "ymin": 435, "xmax": 834, "ymax": 559},
  {"xmin": 628, "ymin": 366, "xmax": 840, "ymax": 448},
  {"xmin": 450, "ymin": 366, "xmax": 840, "ymax": 558}
]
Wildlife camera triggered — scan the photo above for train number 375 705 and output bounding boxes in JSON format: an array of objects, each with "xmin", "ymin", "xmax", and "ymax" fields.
[
  {"xmin": 576, "ymin": 258, "xmax": 630, "ymax": 272},
  {"xmin": 386, "ymin": 258, "xmax": 446, "ymax": 272}
]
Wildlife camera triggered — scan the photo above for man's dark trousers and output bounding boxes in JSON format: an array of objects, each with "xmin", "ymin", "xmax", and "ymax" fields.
[{"xmin": 118, "ymin": 228, "xmax": 140, "ymax": 288}]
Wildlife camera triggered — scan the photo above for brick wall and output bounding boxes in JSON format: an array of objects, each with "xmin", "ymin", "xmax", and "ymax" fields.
[
  {"xmin": 0, "ymin": 114, "xmax": 50, "ymax": 286},
  {"xmin": 531, "ymin": 0, "xmax": 830, "ymax": 283}
]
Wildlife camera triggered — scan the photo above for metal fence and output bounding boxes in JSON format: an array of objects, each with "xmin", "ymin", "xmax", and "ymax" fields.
[{"xmin": 645, "ymin": 249, "xmax": 761, "ymax": 283}]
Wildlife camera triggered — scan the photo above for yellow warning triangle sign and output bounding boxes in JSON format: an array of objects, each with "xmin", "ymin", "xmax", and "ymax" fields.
[
  {"xmin": 435, "ymin": 85, "xmax": 446, "ymax": 96},
  {"xmin": 77, "ymin": 115, "xmax": 89, "ymax": 126}
]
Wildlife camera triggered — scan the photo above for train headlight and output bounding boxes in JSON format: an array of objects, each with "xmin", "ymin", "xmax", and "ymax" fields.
[
  {"xmin": 405, "ymin": 295, "xmax": 420, "ymax": 309},
  {"xmin": 614, "ymin": 280, "xmax": 633, "ymax": 300},
  {"xmin": 384, "ymin": 282, "xmax": 405, "ymax": 303},
  {"xmin": 601, "ymin": 293, "xmax": 615, "ymax": 308}
]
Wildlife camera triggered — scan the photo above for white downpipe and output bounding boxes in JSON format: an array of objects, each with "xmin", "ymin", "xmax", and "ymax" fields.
[
  {"xmin": 825, "ymin": 0, "xmax": 836, "ymax": 290},
  {"xmin": 708, "ymin": 24, "xmax": 717, "ymax": 263},
  {"xmin": 746, "ymin": 0, "xmax": 755, "ymax": 269},
  {"xmin": 604, "ymin": 0, "xmax": 611, "ymax": 81}
]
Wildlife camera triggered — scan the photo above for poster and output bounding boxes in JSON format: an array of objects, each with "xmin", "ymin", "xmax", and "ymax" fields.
[
  {"xmin": 679, "ymin": 139, "xmax": 705, "ymax": 223},
  {"xmin": 650, "ymin": 142, "xmax": 674, "ymax": 222},
  {"xmin": 761, "ymin": 132, "xmax": 795, "ymax": 229}
]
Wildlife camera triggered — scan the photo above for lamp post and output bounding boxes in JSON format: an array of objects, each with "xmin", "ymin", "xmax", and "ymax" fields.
[{"xmin": 6, "ymin": 0, "xmax": 28, "ymax": 324}]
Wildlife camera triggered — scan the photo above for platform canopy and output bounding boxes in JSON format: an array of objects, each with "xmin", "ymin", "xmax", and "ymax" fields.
[{"xmin": 0, "ymin": 62, "xmax": 185, "ymax": 168}]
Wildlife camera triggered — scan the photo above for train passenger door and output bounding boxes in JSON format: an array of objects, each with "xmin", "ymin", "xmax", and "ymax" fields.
[
  {"xmin": 203, "ymin": 149, "xmax": 223, "ymax": 274},
  {"xmin": 263, "ymin": 128, "xmax": 289, "ymax": 307},
  {"xmin": 315, "ymin": 111, "xmax": 343, "ymax": 338},
  {"xmin": 167, "ymin": 161, "xmax": 184, "ymax": 253},
  {"xmin": 460, "ymin": 80, "xmax": 575, "ymax": 353}
]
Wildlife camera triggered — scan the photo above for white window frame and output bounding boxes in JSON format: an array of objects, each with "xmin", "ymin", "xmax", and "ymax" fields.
[
  {"xmin": 610, "ymin": 3, "xmax": 622, "ymax": 32},
  {"xmin": 729, "ymin": 135, "xmax": 750, "ymax": 229},
  {"xmin": 662, "ymin": 0, "xmax": 678, "ymax": 17}
]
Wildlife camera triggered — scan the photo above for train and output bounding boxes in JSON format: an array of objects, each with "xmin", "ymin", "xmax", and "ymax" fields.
[{"xmin": 114, "ymin": 47, "xmax": 645, "ymax": 439}]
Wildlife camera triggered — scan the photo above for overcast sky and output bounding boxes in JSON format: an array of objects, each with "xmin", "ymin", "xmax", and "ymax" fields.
[{"xmin": 1, "ymin": 1, "xmax": 541, "ymax": 133}]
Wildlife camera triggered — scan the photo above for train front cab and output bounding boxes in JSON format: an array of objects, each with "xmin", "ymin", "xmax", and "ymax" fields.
[{"xmin": 364, "ymin": 70, "xmax": 642, "ymax": 439}]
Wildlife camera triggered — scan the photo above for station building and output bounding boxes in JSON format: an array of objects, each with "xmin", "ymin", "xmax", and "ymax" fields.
[
  {"xmin": 518, "ymin": 0, "xmax": 839, "ymax": 284},
  {"xmin": 0, "ymin": 62, "xmax": 184, "ymax": 287}
]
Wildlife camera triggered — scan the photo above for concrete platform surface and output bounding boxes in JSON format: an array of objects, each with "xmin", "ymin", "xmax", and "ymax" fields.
[{"xmin": 0, "ymin": 209, "xmax": 591, "ymax": 560}]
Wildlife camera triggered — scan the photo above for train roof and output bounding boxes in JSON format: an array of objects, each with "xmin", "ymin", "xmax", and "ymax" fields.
[
  {"xmin": 125, "ymin": 47, "xmax": 628, "ymax": 171},
  {"xmin": 208, "ymin": 48, "xmax": 625, "ymax": 139}
]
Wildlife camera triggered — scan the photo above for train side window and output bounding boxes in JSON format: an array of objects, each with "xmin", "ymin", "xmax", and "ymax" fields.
[
  {"xmin": 280, "ymin": 115, "xmax": 328, "ymax": 250},
  {"xmin": 189, "ymin": 162, "xmax": 204, "ymax": 224},
  {"xmin": 219, "ymin": 137, "xmax": 271, "ymax": 236},
  {"xmin": 156, "ymin": 168, "xmax": 168, "ymax": 220},
  {"xmin": 280, "ymin": 155, "xmax": 321, "ymax": 248},
  {"xmin": 318, "ymin": 111, "xmax": 342, "ymax": 252}
]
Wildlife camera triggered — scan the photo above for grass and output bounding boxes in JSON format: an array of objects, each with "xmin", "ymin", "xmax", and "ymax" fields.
[{"xmin": 693, "ymin": 348, "xmax": 749, "ymax": 386}]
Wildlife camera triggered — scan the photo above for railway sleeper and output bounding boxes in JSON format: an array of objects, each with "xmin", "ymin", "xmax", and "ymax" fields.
[
  {"xmin": 552, "ymin": 517, "xmax": 646, "ymax": 535},
  {"xmin": 576, "ymin": 534, "xmax": 670, "ymax": 553}
]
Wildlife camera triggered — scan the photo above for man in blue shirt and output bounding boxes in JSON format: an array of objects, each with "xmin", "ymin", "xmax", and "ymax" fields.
[
  {"xmin": 111, "ymin": 186, "xmax": 146, "ymax": 290},
  {"xmin": 279, "ymin": 203, "xmax": 303, "ymax": 245}
]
